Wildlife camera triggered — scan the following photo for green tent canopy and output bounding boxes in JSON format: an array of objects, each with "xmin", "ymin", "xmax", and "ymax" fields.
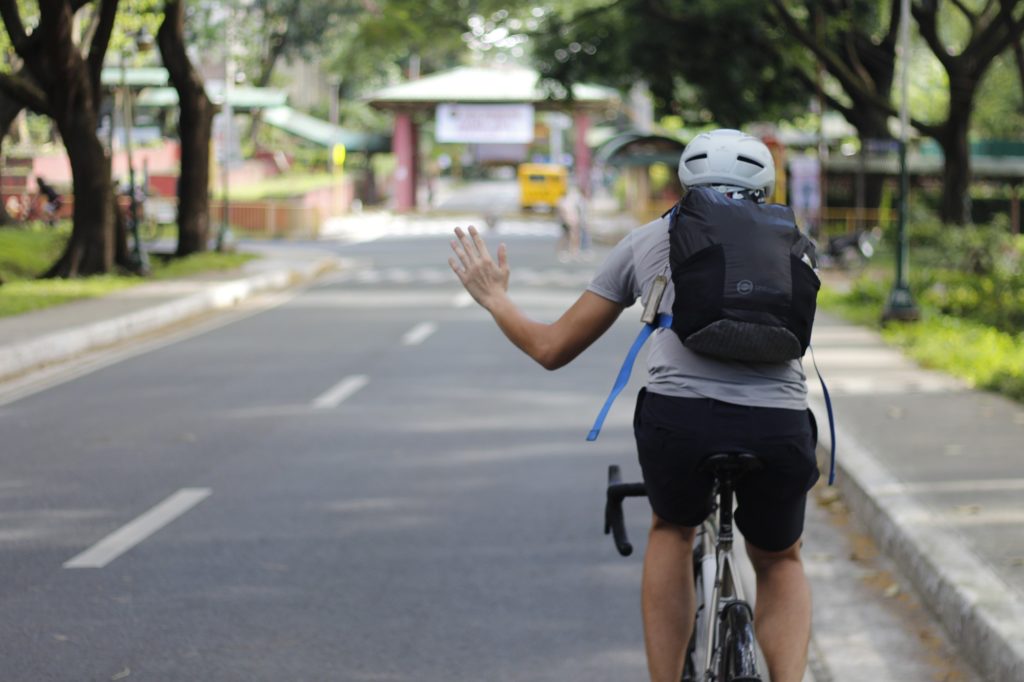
[
  {"xmin": 135, "ymin": 85, "xmax": 289, "ymax": 111},
  {"xmin": 260, "ymin": 106, "xmax": 390, "ymax": 154}
]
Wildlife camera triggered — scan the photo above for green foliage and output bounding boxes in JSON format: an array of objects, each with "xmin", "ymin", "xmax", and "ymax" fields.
[
  {"xmin": 820, "ymin": 215, "xmax": 1024, "ymax": 403},
  {"xmin": 530, "ymin": 0, "xmax": 810, "ymax": 126},
  {"xmin": 885, "ymin": 316, "xmax": 1024, "ymax": 402},
  {"xmin": 973, "ymin": 50, "xmax": 1024, "ymax": 140},
  {"xmin": 894, "ymin": 218, "xmax": 1024, "ymax": 333},
  {"xmin": 188, "ymin": 0, "xmax": 365, "ymax": 87},
  {"xmin": 820, "ymin": 278, "xmax": 1024, "ymax": 403},
  {"xmin": 109, "ymin": 0, "xmax": 164, "ymax": 57}
]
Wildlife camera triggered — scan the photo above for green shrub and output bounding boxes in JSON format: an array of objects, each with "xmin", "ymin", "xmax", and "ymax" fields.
[
  {"xmin": 820, "ymin": 213, "xmax": 1024, "ymax": 405},
  {"xmin": 875, "ymin": 216, "xmax": 1024, "ymax": 334},
  {"xmin": 881, "ymin": 315, "xmax": 1024, "ymax": 400}
]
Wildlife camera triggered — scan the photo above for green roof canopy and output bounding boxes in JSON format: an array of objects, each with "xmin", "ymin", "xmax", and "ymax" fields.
[
  {"xmin": 135, "ymin": 85, "xmax": 289, "ymax": 111},
  {"xmin": 100, "ymin": 67, "xmax": 170, "ymax": 88},
  {"xmin": 366, "ymin": 65, "xmax": 619, "ymax": 111},
  {"xmin": 594, "ymin": 131, "xmax": 686, "ymax": 167},
  {"xmin": 261, "ymin": 106, "xmax": 390, "ymax": 153}
]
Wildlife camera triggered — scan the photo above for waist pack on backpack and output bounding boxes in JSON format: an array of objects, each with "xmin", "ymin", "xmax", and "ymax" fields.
[{"xmin": 669, "ymin": 187, "xmax": 819, "ymax": 363}]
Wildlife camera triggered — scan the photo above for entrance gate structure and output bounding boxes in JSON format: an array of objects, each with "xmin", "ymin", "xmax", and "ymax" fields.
[{"xmin": 366, "ymin": 65, "xmax": 619, "ymax": 212}]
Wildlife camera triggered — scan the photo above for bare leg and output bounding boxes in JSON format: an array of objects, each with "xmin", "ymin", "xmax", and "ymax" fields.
[
  {"xmin": 746, "ymin": 539, "xmax": 811, "ymax": 682},
  {"xmin": 641, "ymin": 513, "xmax": 697, "ymax": 682}
]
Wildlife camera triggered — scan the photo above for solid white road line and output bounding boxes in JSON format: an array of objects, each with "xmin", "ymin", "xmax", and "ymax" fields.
[
  {"xmin": 312, "ymin": 374, "xmax": 370, "ymax": 409},
  {"xmin": 402, "ymin": 322, "xmax": 437, "ymax": 346},
  {"xmin": 453, "ymin": 291, "xmax": 474, "ymax": 308},
  {"xmin": 63, "ymin": 488, "xmax": 211, "ymax": 569}
]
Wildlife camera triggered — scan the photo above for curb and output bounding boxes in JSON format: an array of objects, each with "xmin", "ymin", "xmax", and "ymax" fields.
[
  {"xmin": 0, "ymin": 256, "xmax": 338, "ymax": 383},
  {"xmin": 810, "ymin": 400, "xmax": 1024, "ymax": 682}
]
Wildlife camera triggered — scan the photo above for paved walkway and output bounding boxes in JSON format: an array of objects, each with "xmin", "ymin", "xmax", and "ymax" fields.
[
  {"xmin": 0, "ymin": 243, "xmax": 338, "ymax": 382},
  {"xmin": 806, "ymin": 313, "xmax": 1024, "ymax": 681},
  {"xmin": 0, "ymin": 238, "xmax": 1021, "ymax": 680}
]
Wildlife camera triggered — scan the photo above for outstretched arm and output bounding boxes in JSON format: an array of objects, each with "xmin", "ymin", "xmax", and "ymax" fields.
[{"xmin": 449, "ymin": 226, "xmax": 625, "ymax": 370}]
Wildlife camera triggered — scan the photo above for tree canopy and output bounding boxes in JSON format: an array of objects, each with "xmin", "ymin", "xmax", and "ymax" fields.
[{"xmin": 529, "ymin": 0, "xmax": 1024, "ymax": 223}]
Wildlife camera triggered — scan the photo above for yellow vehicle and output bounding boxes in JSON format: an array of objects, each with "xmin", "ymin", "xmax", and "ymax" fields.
[{"xmin": 518, "ymin": 163, "xmax": 568, "ymax": 209}]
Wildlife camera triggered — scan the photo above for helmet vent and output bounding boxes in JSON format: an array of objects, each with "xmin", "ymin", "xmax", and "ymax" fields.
[{"xmin": 737, "ymin": 155, "xmax": 765, "ymax": 169}]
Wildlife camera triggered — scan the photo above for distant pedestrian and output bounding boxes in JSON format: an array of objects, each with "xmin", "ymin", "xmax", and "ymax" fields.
[
  {"xmin": 557, "ymin": 183, "xmax": 589, "ymax": 262},
  {"xmin": 35, "ymin": 176, "xmax": 62, "ymax": 225}
]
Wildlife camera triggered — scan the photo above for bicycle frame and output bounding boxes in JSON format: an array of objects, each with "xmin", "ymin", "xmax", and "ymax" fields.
[
  {"xmin": 695, "ymin": 477, "xmax": 758, "ymax": 681},
  {"xmin": 605, "ymin": 461, "xmax": 762, "ymax": 682}
]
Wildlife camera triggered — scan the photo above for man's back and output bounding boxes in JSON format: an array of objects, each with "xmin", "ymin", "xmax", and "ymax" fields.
[{"xmin": 586, "ymin": 215, "xmax": 808, "ymax": 410}]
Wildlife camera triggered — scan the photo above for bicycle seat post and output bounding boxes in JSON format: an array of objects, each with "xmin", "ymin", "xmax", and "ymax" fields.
[
  {"xmin": 700, "ymin": 452, "xmax": 762, "ymax": 554},
  {"xmin": 716, "ymin": 474, "xmax": 735, "ymax": 553}
]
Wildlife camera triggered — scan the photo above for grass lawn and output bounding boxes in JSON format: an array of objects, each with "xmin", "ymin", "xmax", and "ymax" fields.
[{"xmin": 0, "ymin": 223, "xmax": 257, "ymax": 318}]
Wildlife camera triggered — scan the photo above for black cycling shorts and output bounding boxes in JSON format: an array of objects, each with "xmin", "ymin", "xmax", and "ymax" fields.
[{"xmin": 633, "ymin": 388, "xmax": 820, "ymax": 552}]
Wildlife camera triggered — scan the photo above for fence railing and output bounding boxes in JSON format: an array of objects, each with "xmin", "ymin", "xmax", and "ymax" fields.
[
  {"xmin": 812, "ymin": 207, "xmax": 896, "ymax": 237},
  {"xmin": 208, "ymin": 200, "xmax": 323, "ymax": 239}
]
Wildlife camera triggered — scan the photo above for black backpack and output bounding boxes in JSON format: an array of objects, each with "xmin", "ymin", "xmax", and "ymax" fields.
[
  {"xmin": 589, "ymin": 189, "xmax": 835, "ymax": 483},
  {"xmin": 668, "ymin": 187, "xmax": 819, "ymax": 363}
]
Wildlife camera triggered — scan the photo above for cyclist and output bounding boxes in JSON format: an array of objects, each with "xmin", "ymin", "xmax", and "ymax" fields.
[
  {"xmin": 449, "ymin": 129, "xmax": 818, "ymax": 682},
  {"xmin": 35, "ymin": 176, "xmax": 62, "ymax": 225}
]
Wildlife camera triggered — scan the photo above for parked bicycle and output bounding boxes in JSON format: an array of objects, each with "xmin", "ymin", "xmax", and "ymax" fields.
[
  {"xmin": 4, "ymin": 183, "xmax": 62, "ymax": 226},
  {"xmin": 605, "ymin": 453, "xmax": 768, "ymax": 682}
]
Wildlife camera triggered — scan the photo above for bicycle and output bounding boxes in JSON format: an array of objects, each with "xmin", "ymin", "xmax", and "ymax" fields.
[{"xmin": 604, "ymin": 453, "xmax": 767, "ymax": 682}]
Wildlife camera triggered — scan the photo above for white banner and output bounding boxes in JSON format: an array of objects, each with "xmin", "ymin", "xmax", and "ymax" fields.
[{"xmin": 435, "ymin": 103, "xmax": 535, "ymax": 144}]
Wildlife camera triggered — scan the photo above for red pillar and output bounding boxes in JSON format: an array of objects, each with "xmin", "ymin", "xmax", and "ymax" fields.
[
  {"xmin": 573, "ymin": 110, "xmax": 592, "ymax": 197},
  {"xmin": 392, "ymin": 111, "xmax": 418, "ymax": 212}
]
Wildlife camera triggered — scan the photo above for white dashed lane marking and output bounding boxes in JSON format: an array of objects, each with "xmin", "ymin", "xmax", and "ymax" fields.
[
  {"xmin": 312, "ymin": 374, "xmax": 370, "ymax": 409},
  {"xmin": 63, "ymin": 488, "xmax": 212, "ymax": 569},
  {"xmin": 402, "ymin": 322, "xmax": 438, "ymax": 346}
]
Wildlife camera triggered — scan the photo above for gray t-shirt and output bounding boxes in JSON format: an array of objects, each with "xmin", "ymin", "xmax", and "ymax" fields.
[{"xmin": 587, "ymin": 216, "xmax": 808, "ymax": 409}]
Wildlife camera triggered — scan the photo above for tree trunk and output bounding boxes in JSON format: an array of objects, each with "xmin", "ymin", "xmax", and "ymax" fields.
[
  {"xmin": 0, "ymin": 98, "xmax": 22, "ymax": 226},
  {"xmin": 1, "ymin": 0, "xmax": 127, "ymax": 276},
  {"xmin": 852, "ymin": 115, "xmax": 893, "ymax": 214},
  {"xmin": 937, "ymin": 119, "xmax": 972, "ymax": 225},
  {"xmin": 174, "ymin": 98, "xmax": 215, "ymax": 255},
  {"xmin": 159, "ymin": 0, "xmax": 217, "ymax": 257},
  {"xmin": 44, "ymin": 116, "xmax": 116, "ymax": 276},
  {"xmin": 937, "ymin": 70, "xmax": 975, "ymax": 225},
  {"xmin": 841, "ymin": 93, "xmax": 894, "ymax": 215}
]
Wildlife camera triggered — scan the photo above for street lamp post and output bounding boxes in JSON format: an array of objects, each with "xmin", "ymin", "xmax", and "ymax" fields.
[
  {"xmin": 121, "ymin": 46, "xmax": 150, "ymax": 274},
  {"xmin": 217, "ymin": 69, "xmax": 233, "ymax": 251},
  {"xmin": 883, "ymin": 0, "xmax": 920, "ymax": 321},
  {"xmin": 217, "ymin": 13, "xmax": 239, "ymax": 252}
]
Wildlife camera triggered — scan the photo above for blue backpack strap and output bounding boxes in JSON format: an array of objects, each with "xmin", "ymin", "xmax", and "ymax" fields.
[
  {"xmin": 809, "ymin": 344, "xmax": 837, "ymax": 485},
  {"xmin": 587, "ymin": 313, "xmax": 673, "ymax": 441}
]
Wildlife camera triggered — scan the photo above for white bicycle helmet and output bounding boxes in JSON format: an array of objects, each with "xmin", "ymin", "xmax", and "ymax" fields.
[{"xmin": 677, "ymin": 129, "xmax": 776, "ymax": 201}]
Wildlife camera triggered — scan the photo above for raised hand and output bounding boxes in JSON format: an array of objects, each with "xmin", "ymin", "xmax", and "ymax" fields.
[{"xmin": 448, "ymin": 225, "xmax": 510, "ymax": 310}]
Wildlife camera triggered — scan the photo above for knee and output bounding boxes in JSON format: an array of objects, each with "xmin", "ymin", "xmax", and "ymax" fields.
[{"xmin": 746, "ymin": 538, "xmax": 802, "ymax": 573}]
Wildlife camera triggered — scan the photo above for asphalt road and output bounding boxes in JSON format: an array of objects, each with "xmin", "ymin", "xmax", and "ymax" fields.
[{"xmin": 0, "ymin": 211, "xmax": 981, "ymax": 681}]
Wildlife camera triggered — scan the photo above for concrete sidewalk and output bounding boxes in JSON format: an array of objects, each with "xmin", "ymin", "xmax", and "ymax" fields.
[
  {"xmin": 0, "ymin": 242, "xmax": 339, "ymax": 383},
  {"xmin": 806, "ymin": 313, "xmax": 1024, "ymax": 682}
]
